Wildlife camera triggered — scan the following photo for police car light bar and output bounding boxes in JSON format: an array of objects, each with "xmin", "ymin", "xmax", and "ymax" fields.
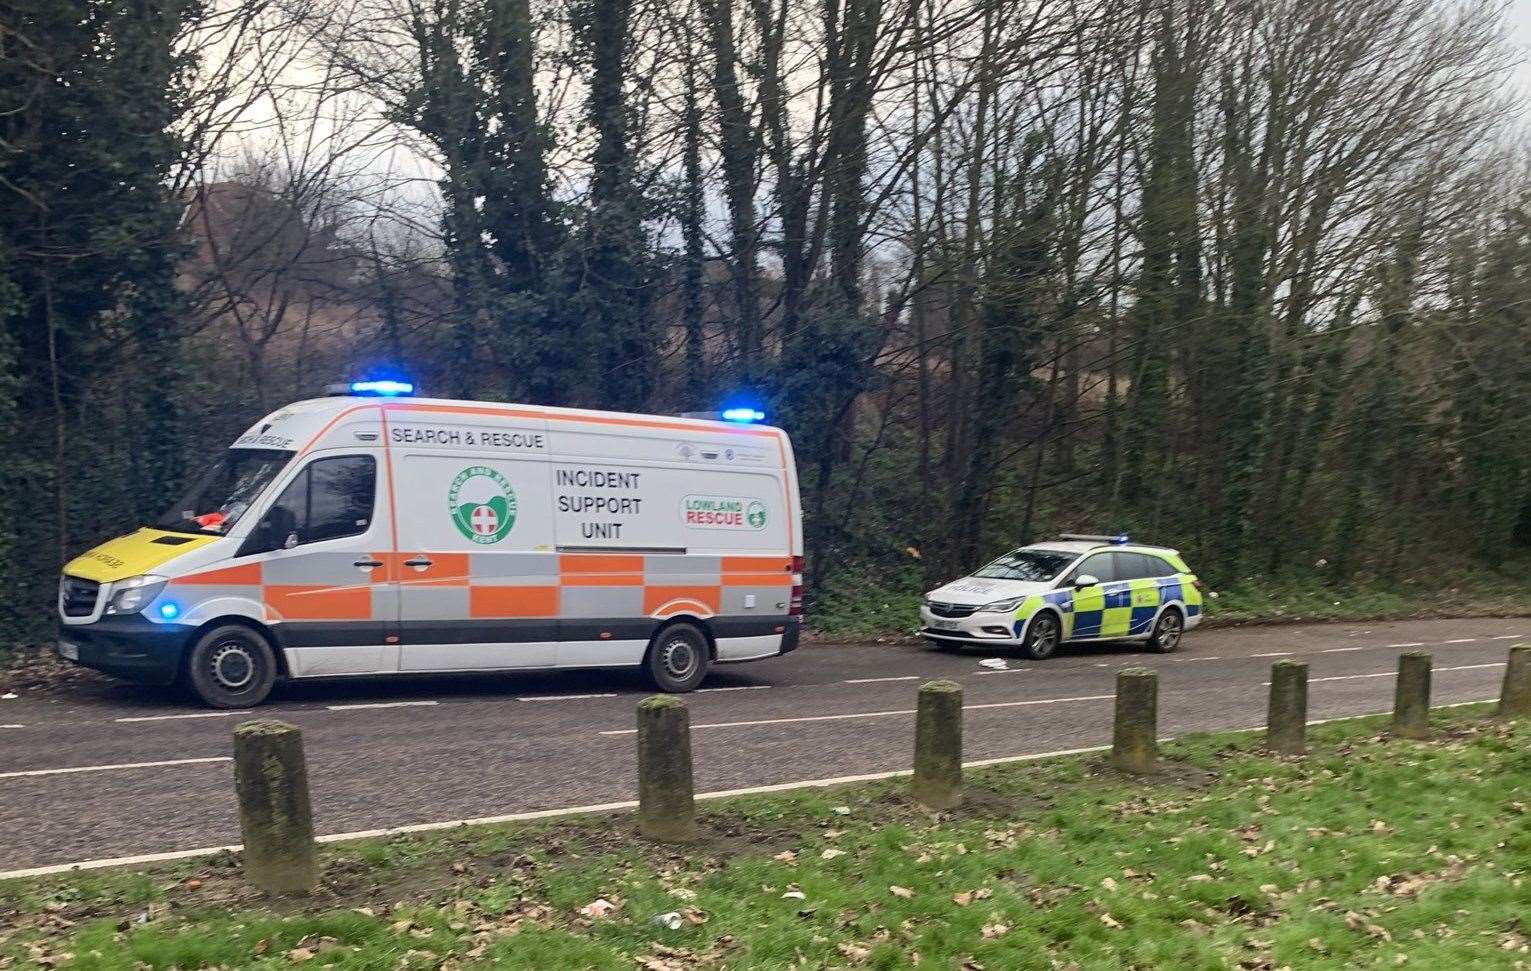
[
  {"xmin": 1059, "ymin": 533, "xmax": 1131, "ymax": 544},
  {"xmin": 328, "ymin": 380, "xmax": 416, "ymax": 397}
]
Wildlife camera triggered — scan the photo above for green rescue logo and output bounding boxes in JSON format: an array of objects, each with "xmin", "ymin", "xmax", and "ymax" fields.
[
  {"xmin": 682, "ymin": 495, "xmax": 766, "ymax": 531},
  {"xmin": 449, "ymin": 466, "xmax": 517, "ymax": 544}
]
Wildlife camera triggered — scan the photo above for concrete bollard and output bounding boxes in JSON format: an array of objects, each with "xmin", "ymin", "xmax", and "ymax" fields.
[
  {"xmin": 1112, "ymin": 668, "xmax": 1158, "ymax": 773},
  {"xmin": 912, "ymin": 680, "xmax": 963, "ymax": 810},
  {"xmin": 636, "ymin": 695, "xmax": 697, "ymax": 843},
  {"xmin": 1392, "ymin": 652, "xmax": 1432, "ymax": 739},
  {"xmin": 233, "ymin": 720, "xmax": 318, "ymax": 895},
  {"xmin": 1266, "ymin": 659, "xmax": 1309, "ymax": 756},
  {"xmin": 1499, "ymin": 645, "xmax": 1531, "ymax": 718}
]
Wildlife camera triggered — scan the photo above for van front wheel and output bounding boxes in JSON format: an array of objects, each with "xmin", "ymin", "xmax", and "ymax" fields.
[
  {"xmin": 645, "ymin": 622, "xmax": 710, "ymax": 693},
  {"xmin": 184, "ymin": 625, "xmax": 277, "ymax": 708}
]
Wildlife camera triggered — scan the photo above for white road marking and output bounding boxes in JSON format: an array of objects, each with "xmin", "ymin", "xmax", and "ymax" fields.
[
  {"xmin": 1388, "ymin": 642, "xmax": 1425, "ymax": 648},
  {"xmin": 0, "ymin": 756, "xmax": 231, "ymax": 780},
  {"xmin": 1251, "ymin": 652, "xmax": 1292, "ymax": 658},
  {"xmin": 1270, "ymin": 662, "xmax": 1506, "ymax": 685},
  {"xmin": 326, "ymin": 701, "xmax": 439, "ymax": 711},
  {"xmin": 0, "ymin": 724, "xmax": 24, "ymax": 729},
  {"xmin": 1320, "ymin": 647, "xmax": 1365, "ymax": 654},
  {"xmin": 697, "ymin": 685, "xmax": 772, "ymax": 693},
  {"xmin": 597, "ymin": 693, "xmax": 1114, "ymax": 736},
  {"xmin": 1490, "ymin": 634, "xmax": 1524, "ymax": 640},
  {"xmin": 976, "ymin": 667, "xmax": 1035, "ymax": 676},
  {"xmin": 115, "ymin": 711, "xmax": 250, "ymax": 723},
  {"xmin": 843, "ymin": 676, "xmax": 920, "ymax": 684},
  {"xmin": 1183, "ymin": 656, "xmax": 1222, "ymax": 662},
  {"xmin": 1440, "ymin": 638, "xmax": 1479, "ymax": 645},
  {"xmin": 516, "ymin": 693, "xmax": 617, "ymax": 702},
  {"xmin": 8, "ymin": 697, "xmax": 1504, "ymax": 882}
]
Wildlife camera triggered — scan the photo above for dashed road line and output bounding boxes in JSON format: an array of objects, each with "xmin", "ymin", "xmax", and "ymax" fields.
[
  {"xmin": 1387, "ymin": 642, "xmax": 1425, "ymax": 648},
  {"xmin": 1271, "ymin": 662, "xmax": 1506, "ymax": 686},
  {"xmin": 1250, "ymin": 652, "xmax": 1292, "ymax": 658},
  {"xmin": 115, "ymin": 711, "xmax": 251, "ymax": 723},
  {"xmin": 975, "ymin": 667, "xmax": 1035, "ymax": 675},
  {"xmin": 1, "ymin": 756, "xmax": 231, "ymax": 780},
  {"xmin": 326, "ymin": 700, "xmax": 439, "ymax": 711},
  {"xmin": 1, "ymin": 724, "xmax": 24, "ymax": 729},
  {"xmin": 597, "ymin": 693, "xmax": 1114, "ymax": 736},
  {"xmin": 1490, "ymin": 634, "xmax": 1524, "ymax": 640},
  {"xmin": 516, "ymin": 693, "xmax": 617, "ymax": 702},
  {"xmin": 697, "ymin": 685, "xmax": 772, "ymax": 693},
  {"xmin": 843, "ymin": 676, "xmax": 920, "ymax": 684},
  {"xmin": 1320, "ymin": 647, "xmax": 1365, "ymax": 654},
  {"xmin": 1183, "ymin": 656, "xmax": 1222, "ymax": 662},
  {"xmin": 1439, "ymin": 638, "xmax": 1479, "ymax": 645}
]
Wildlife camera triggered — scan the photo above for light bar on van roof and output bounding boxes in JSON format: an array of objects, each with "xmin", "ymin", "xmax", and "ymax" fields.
[
  {"xmin": 721, "ymin": 407, "xmax": 766, "ymax": 423},
  {"xmin": 327, "ymin": 380, "xmax": 416, "ymax": 397},
  {"xmin": 1058, "ymin": 533, "xmax": 1130, "ymax": 544}
]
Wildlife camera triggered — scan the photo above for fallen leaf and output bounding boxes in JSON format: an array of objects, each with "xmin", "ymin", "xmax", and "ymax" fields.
[{"xmin": 889, "ymin": 886, "xmax": 914, "ymax": 898}]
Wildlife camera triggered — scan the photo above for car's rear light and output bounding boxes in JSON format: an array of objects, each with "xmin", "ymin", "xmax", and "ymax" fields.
[
  {"xmin": 1191, "ymin": 577, "xmax": 1206, "ymax": 594},
  {"xmin": 789, "ymin": 555, "xmax": 804, "ymax": 615}
]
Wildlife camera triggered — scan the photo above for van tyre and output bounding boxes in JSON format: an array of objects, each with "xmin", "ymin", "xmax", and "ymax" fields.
[
  {"xmin": 1022, "ymin": 612, "xmax": 1061, "ymax": 660},
  {"xmin": 1148, "ymin": 607, "xmax": 1184, "ymax": 653},
  {"xmin": 184, "ymin": 625, "xmax": 277, "ymax": 708},
  {"xmin": 645, "ymin": 622, "xmax": 710, "ymax": 693}
]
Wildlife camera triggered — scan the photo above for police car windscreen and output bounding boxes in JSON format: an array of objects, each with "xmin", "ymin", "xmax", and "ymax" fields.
[
  {"xmin": 972, "ymin": 549, "xmax": 1075, "ymax": 582},
  {"xmin": 157, "ymin": 449, "xmax": 293, "ymax": 535}
]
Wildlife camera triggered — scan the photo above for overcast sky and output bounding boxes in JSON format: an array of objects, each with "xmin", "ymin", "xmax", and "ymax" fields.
[{"xmin": 1511, "ymin": 1, "xmax": 1531, "ymax": 93}]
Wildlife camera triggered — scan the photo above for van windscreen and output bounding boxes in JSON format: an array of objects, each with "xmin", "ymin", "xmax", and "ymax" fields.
[{"xmin": 157, "ymin": 449, "xmax": 293, "ymax": 535}]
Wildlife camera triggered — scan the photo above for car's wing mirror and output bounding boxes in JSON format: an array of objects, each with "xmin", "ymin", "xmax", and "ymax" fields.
[{"xmin": 1074, "ymin": 574, "xmax": 1100, "ymax": 589}]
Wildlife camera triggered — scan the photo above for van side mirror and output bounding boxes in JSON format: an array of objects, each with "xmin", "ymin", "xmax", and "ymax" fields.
[{"xmin": 1073, "ymin": 574, "xmax": 1100, "ymax": 589}]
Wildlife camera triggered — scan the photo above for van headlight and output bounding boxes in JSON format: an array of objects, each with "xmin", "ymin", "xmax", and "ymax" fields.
[
  {"xmin": 106, "ymin": 575, "xmax": 168, "ymax": 615},
  {"xmin": 982, "ymin": 596, "xmax": 1025, "ymax": 612}
]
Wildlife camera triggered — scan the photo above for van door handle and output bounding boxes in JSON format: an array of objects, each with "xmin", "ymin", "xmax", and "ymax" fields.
[
  {"xmin": 404, "ymin": 556, "xmax": 433, "ymax": 570},
  {"xmin": 353, "ymin": 558, "xmax": 383, "ymax": 569}
]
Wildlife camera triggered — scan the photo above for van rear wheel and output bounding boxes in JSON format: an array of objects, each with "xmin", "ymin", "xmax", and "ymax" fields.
[
  {"xmin": 645, "ymin": 622, "xmax": 710, "ymax": 693},
  {"xmin": 184, "ymin": 625, "xmax": 277, "ymax": 708}
]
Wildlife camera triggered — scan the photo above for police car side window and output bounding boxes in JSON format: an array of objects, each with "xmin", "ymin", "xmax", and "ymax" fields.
[
  {"xmin": 1115, "ymin": 552, "xmax": 1154, "ymax": 580},
  {"xmin": 304, "ymin": 456, "xmax": 376, "ymax": 544},
  {"xmin": 1073, "ymin": 552, "xmax": 1116, "ymax": 583}
]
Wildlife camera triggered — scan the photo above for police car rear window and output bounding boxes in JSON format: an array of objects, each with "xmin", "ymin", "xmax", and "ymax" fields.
[{"xmin": 972, "ymin": 549, "xmax": 1075, "ymax": 582}]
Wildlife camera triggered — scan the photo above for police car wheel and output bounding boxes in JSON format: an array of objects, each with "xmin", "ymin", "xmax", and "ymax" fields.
[
  {"xmin": 1023, "ymin": 612, "xmax": 1061, "ymax": 660},
  {"xmin": 1148, "ymin": 608, "xmax": 1184, "ymax": 653},
  {"xmin": 184, "ymin": 625, "xmax": 277, "ymax": 708},
  {"xmin": 645, "ymin": 622, "xmax": 710, "ymax": 693}
]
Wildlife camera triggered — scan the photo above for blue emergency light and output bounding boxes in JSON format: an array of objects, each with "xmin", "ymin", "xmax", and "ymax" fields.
[
  {"xmin": 159, "ymin": 602, "xmax": 181, "ymax": 620},
  {"xmin": 351, "ymin": 379, "xmax": 414, "ymax": 396},
  {"xmin": 721, "ymin": 406, "xmax": 766, "ymax": 423}
]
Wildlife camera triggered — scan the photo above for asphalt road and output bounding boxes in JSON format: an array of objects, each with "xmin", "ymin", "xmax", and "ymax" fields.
[{"xmin": 1, "ymin": 616, "xmax": 1525, "ymax": 873}]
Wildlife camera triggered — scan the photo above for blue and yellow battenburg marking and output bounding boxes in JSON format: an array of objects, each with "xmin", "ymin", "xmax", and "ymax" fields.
[{"xmin": 1009, "ymin": 559, "xmax": 1202, "ymax": 641}]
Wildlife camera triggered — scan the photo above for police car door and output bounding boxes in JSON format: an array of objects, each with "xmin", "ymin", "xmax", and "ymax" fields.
[
  {"xmin": 1064, "ymin": 551, "xmax": 1117, "ymax": 641},
  {"xmin": 240, "ymin": 450, "xmax": 398, "ymax": 676}
]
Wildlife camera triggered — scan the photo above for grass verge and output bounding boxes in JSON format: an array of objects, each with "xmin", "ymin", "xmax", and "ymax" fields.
[{"xmin": 3, "ymin": 706, "xmax": 1529, "ymax": 969}]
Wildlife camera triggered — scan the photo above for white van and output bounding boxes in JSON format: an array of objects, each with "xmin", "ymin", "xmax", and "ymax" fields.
[{"xmin": 57, "ymin": 386, "xmax": 804, "ymax": 707}]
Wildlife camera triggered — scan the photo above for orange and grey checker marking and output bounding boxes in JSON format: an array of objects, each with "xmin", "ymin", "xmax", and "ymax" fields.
[{"xmin": 170, "ymin": 553, "xmax": 794, "ymax": 623}]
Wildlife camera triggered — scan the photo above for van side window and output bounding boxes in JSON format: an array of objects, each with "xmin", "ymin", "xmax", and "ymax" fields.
[{"xmin": 258, "ymin": 455, "xmax": 375, "ymax": 548}]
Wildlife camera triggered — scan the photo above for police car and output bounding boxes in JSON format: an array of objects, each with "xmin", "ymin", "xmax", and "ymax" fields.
[{"xmin": 920, "ymin": 535, "xmax": 1204, "ymax": 659}]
